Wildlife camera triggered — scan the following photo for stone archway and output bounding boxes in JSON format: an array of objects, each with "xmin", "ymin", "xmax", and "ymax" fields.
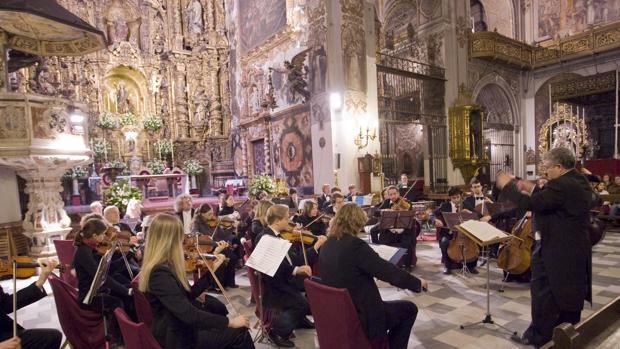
[{"xmin": 474, "ymin": 80, "xmax": 518, "ymax": 180}]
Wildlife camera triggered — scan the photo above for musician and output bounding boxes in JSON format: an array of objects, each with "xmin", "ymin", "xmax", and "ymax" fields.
[
  {"xmin": 218, "ymin": 194, "xmax": 241, "ymax": 221},
  {"xmin": 325, "ymin": 192, "xmax": 345, "ymax": 216},
  {"xmin": 273, "ymin": 190, "xmax": 297, "ymax": 209},
  {"xmin": 317, "ymin": 184, "xmax": 331, "ymax": 211},
  {"xmin": 249, "ymin": 200, "xmax": 273, "ymax": 247},
  {"xmin": 462, "ymin": 179, "xmax": 493, "ymax": 215},
  {"xmin": 0, "ymin": 262, "xmax": 62, "ymax": 349},
  {"xmin": 89, "ymin": 200, "xmax": 103, "ymax": 215},
  {"xmin": 289, "ymin": 188, "xmax": 300, "ymax": 209},
  {"xmin": 103, "ymin": 205, "xmax": 134, "ymax": 234},
  {"xmin": 433, "ymin": 187, "xmax": 479, "ymax": 275},
  {"xmin": 256, "ymin": 204, "xmax": 327, "ymax": 348},
  {"xmin": 369, "ymin": 186, "xmax": 416, "ymax": 271},
  {"xmin": 397, "ymin": 174, "xmax": 409, "ymax": 190},
  {"xmin": 72, "ymin": 218, "xmax": 136, "ymax": 319},
  {"xmin": 103, "ymin": 205, "xmax": 141, "ymax": 276},
  {"xmin": 175, "ymin": 193, "xmax": 195, "ymax": 234},
  {"xmin": 498, "ymin": 148, "xmax": 595, "ymax": 348},
  {"xmin": 139, "ymin": 214, "xmax": 254, "ymax": 349},
  {"xmin": 292, "ymin": 200, "xmax": 327, "ymax": 236},
  {"xmin": 344, "ymin": 184, "xmax": 358, "ymax": 202},
  {"xmin": 320, "ymin": 203, "xmax": 428, "ymax": 349},
  {"xmin": 397, "ymin": 173, "xmax": 417, "ymax": 201}
]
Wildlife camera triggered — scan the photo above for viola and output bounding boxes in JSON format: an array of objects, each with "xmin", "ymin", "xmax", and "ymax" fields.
[
  {"xmin": 0, "ymin": 258, "xmax": 64, "ymax": 280},
  {"xmin": 281, "ymin": 222, "xmax": 318, "ymax": 245},
  {"xmin": 184, "ymin": 250, "xmax": 218, "ymax": 273},
  {"xmin": 206, "ymin": 218, "xmax": 218, "ymax": 228},
  {"xmin": 391, "ymin": 197, "xmax": 412, "ymax": 211},
  {"xmin": 96, "ymin": 226, "xmax": 135, "ymax": 255}
]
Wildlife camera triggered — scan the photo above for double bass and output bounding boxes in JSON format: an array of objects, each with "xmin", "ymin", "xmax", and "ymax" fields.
[{"xmin": 496, "ymin": 214, "xmax": 534, "ymax": 275}]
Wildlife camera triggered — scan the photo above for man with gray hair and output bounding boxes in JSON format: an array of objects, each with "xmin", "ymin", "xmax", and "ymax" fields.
[
  {"xmin": 496, "ymin": 147, "xmax": 594, "ymax": 347},
  {"xmin": 174, "ymin": 193, "xmax": 194, "ymax": 234}
]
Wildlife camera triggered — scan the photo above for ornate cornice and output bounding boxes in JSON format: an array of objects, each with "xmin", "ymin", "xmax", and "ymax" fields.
[
  {"xmin": 470, "ymin": 21, "xmax": 620, "ymax": 70},
  {"xmin": 551, "ymin": 71, "xmax": 616, "ymax": 100}
]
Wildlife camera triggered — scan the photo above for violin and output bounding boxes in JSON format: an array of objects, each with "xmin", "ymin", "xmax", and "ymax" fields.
[
  {"xmin": 391, "ymin": 197, "xmax": 412, "ymax": 211},
  {"xmin": 96, "ymin": 226, "xmax": 135, "ymax": 255},
  {"xmin": 184, "ymin": 250, "xmax": 217, "ymax": 273},
  {"xmin": 206, "ymin": 218, "xmax": 218, "ymax": 228},
  {"xmin": 280, "ymin": 222, "xmax": 318, "ymax": 245},
  {"xmin": 0, "ymin": 258, "xmax": 64, "ymax": 280}
]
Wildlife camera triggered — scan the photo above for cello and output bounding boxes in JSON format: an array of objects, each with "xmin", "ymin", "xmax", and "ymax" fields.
[
  {"xmin": 446, "ymin": 207, "xmax": 480, "ymax": 267},
  {"xmin": 496, "ymin": 213, "xmax": 534, "ymax": 275}
]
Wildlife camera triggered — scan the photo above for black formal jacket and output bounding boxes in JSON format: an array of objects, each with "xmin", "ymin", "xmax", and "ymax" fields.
[
  {"xmin": 147, "ymin": 264, "xmax": 229, "ymax": 349},
  {"xmin": 317, "ymin": 194, "xmax": 330, "ymax": 211},
  {"xmin": 0, "ymin": 282, "xmax": 46, "ymax": 341},
  {"xmin": 191, "ymin": 218, "xmax": 215, "ymax": 236},
  {"xmin": 250, "ymin": 219, "xmax": 265, "ymax": 247},
  {"xmin": 73, "ymin": 244, "xmax": 130, "ymax": 303},
  {"xmin": 217, "ymin": 205, "xmax": 235, "ymax": 216},
  {"xmin": 319, "ymin": 234, "xmax": 422, "ymax": 340},
  {"xmin": 502, "ymin": 169, "xmax": 594, "ymax": 311},
  {"xmin": 256, "ymin": 227, "xmax": 318, "ymax": 309},
  {"xmin": 292, "ymin": 214, "xmax": 327, "ymax": 236},
  {"xmin": 176, "ymin": 208, "xmax": 195, "ymax": 227},
  {"xmin": 433, "ymin": 201, "xmax": 456, "ymax": 236}
]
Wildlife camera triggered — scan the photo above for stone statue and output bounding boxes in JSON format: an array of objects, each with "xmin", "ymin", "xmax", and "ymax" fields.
[
  {"xmin": 284, "ymin": 56, "xmax": 310, "ymax": 103},
  {"xmin": 186, "ymin": 0, "xmax": 204, "ymax": 35},
  {"xmin": 193, "ymin": 87, "xmax": 210, "ymax": 124},
  {"xmin": 30, "ymin": 59, "xmax": 56, "ymax": 96},
  {"xmin": 116, "ymin": 81, "xmax": 133, "ymax": 113},
  {"xmin": 105, "ymin": 0, "xmax": 141, "ymax": 48},
  {"xmin": 249, "ymin": 85, "xmax": 261, "ymax": 113}
]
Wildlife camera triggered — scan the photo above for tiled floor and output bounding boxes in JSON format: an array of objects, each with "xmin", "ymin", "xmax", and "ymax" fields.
[{"xmin": 3, "ymin": 230, "xmax": 619, "ymax": 348}]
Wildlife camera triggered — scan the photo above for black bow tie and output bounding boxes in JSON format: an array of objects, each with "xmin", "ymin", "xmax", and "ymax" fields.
[{"xmin": 475, "ymin": 197, "xmax": 484, "ymax": 200}]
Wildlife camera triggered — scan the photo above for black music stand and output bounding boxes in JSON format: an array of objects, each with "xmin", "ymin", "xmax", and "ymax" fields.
[
  {"xmin": 441, "ymin": 212, "xmax": 479, "ymax": 277},
  {"xmin": 83, "ymin": 242, "xmax": 117, "ymax": 349},
  {"xmin": 378, "ymin": 210, "xmax": 418, "ymax": 231}
]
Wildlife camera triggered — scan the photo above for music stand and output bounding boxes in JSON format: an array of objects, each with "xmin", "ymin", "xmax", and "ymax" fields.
[
  {"xmin": 441, "ymin": 212, "xmax": 479, "ymax": 277},
  {"xmin": 83, "ymin": 242, "xmax": 117, "ymax": 349},
  {"xmin": 453, "ymin": 222, "xmax": 516, "ymax": 336},
  {"xmin": 378, "ymin": 210, "xmax": 418, "ymax": 231}
]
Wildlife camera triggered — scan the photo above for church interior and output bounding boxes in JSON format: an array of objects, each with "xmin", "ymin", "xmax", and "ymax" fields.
[{"xmin": 1, "ymin": 0, "xmax": 620, "ymax": 348}]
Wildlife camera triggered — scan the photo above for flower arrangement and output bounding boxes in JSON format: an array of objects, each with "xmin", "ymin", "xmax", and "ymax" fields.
[
  {"xmin": 118, "ymin": 112, "xmax": 137, "ymax": 127},
  {"xmin": 91, "ymin": 138, "xmax": 110, "ymax": 159},
  {"xmin": 96, "ymin": 111, "xmax": 118, "ymax": 130},
  {"xmin": 147, "ymin": 159, "xmax": 166, "ymax": 175},
  {"xmin": 63, "ymin": 166, "xmax": 88, "ymax": 180},
  {"xmin": 104, "ymin": 179, "xmax": 142, "ymax": 212},
  {"xmin": 143, "ymin": 114, "xmax": 163, "ymax": 132},
  {"xmin": 248, "ymin": 173, "xmax": 277, "ymax": 199},
  {"xmin": 105, "ymin": 160, "xmax": 126, "ymax": 169},
  {"xmin": 154, "ymin": 139, "xmax": 173, "ymax": 156},
  {"xmin": 182, "ymin": 159, "xmax": 204, "ymax": 176}
]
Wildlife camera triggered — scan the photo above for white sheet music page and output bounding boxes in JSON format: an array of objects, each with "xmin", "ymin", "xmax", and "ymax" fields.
[
  {"xmin": 245, "ymin": 235, "xmax": 292, "ymax": 277},
  {"xmin": 459, "ymin": 220, "xmax": 508, "ymax": 242},
  {"xmin": 369, "ymin": 244, "xmax": 400, "ymax": 262}
]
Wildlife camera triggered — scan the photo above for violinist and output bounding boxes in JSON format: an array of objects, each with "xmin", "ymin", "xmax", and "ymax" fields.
[
  {"xmin": 317, "ymin": 183, "xmax": 331, "ymax": 211},
  {"xmin": 0, "ymin": 261, "xmax": 62, "ymax": 349},
  {"xmin": 192, "ymin": 204, "xmax": 239, "ymax": 289},
  {"xmin": 344, "ymin": 184, "xmax": 358, "ymax": 202},
  {"xmin": 292, "ymin": 201, "xmax": 327, "ymax": 236},
  {"xmin": 319, "ymin": 203, "xmax": 428, "ymax": 349},
  {"xmin": 139, "ymin": 214, "xmax": 254, "ymax": 349},
  {"xmin": 175, "ymin": 194, "xmax": 195, "ymax": 234},
  {"xmin": 256, "ymin": 204, "xmax": 327, "ymax": 348},
  {"xmin": 462, "ymin": 179, "xmax": 493, "ymax": 219},
  {"xmin": 249, "ymin": 200, "xmax": 273, "ymax": 247},
  {"xmin": 72, "ymin": 219, "xmax": 136, "ymax": 320},
  {"xmin": 324, "ymin": 192, "xmax": 344, "ymax": 216},
  {"xmin": 218, "ymin": 194, "xmax": 239, "ymax": 219},
  {"xmin": 433, "ymin": 187, "xmax": 478, "ymax": 275},
  {"xmin": 103, "ymin": 205, "xmax": 141, "ymax": 275},
  {"xmin": 369, "ymin": 186, "xmax": 416, "ymax": 272}
]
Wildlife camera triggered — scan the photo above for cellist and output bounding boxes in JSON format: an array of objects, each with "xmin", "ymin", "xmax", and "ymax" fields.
[{"xmin": 433, "ymin": 187, "xmax": 479, "ymax": 275}]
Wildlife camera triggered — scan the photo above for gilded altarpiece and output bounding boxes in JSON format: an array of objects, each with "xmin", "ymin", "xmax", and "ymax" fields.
[{"xmin": 10, "ymin": 0, "xmax": 233, "ymax": 190}]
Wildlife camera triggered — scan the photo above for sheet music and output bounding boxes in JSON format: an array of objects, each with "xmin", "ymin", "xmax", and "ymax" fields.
[
  {"xmin": 369, "ymin": 244, "xmax": 400, "ymax": 262},
  {"xmin": 245, "ymin": 235, "xmax": 292, "ymax": 277},
  {"xmin": 459, "ymin": 220, "xmax": 509, "ymax": 242}
]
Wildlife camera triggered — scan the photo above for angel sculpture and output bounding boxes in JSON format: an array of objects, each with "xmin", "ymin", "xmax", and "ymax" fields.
[{"xmin": 283, "ymin": 50, "xmax": 311, "ymax": 103}]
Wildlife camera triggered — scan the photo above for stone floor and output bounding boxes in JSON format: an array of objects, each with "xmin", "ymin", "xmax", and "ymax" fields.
[{"xmin": 3, "ymin": 229, "xmax": 620, "ymax": 348}]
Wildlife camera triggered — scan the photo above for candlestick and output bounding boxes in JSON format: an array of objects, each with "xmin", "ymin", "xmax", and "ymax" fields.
[
  {"xmin": 158, "ymin": 141, "xmax": 162, "ymax": 159},
  {"xmin": 171, "ymin": 142, "xmax": 175, "ymax": 167},
  {"xmin": 104, "ymin": 138, "xmax": 108, "ymax": 162},
  {"xmin": 118, "ymin": 140, "xmax": 122, "ymax": 160},
  {"xmin": 146, "ymin": 139, "xmax": 150, "ymax": 160}
]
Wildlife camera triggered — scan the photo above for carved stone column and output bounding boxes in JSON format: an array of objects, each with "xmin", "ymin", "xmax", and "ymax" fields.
[
  {"xmin": 208, "ymin": 54, "xmax": 223, "ymax": 136},
  {"xmin": 0, "ymin": 30, "xmax": 8, "ymax": 93}
]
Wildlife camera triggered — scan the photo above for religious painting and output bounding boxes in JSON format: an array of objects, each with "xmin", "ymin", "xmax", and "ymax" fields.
[
  {"xmin": 31, "ymin": 107, "xmax": 55, "ymax": 140},
  {"xmin": 535, "ymin": 0, "xmax": 597, "ymax": 41},
  {"xmin": 391, "ymin": 123, "xmax": 424, "ymax": 178},
  {"xmin": 238, "ymin": 0, "xmax": 287, "ymax": 54},
  {"xmin": 309, "ymin": 45, "xmax": 327, "ymax": 94},
  {"xmin": 252, "ymin": 139, "xmax": 266, "ymax": 175},
  {"xmin": 271, "ymin": 108, "xmax": 314, "ymax": 190}
]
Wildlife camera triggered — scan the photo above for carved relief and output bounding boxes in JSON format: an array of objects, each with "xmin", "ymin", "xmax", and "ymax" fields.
[
  {"xmin": 341, "ymin": 22, "xmax": 367, "ymax": 92},
  {"xmin": 0, "ymin": 106, "xmax": 28, "ymax": 140}
]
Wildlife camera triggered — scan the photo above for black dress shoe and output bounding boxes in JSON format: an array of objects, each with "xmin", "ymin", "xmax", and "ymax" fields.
[
  {"xmin": 269, "ymin": 333, "xmax": 295, "ymax": 348},
  {"xmin": 443, "ymin": 266, "xmax": 452, "ymax": 275},
  {"xmin": 468, "ymin": 267, "xmax": 479, "ymax": 275},
  {"xmin": 298, "ymin": 317, "xmax": 315, "ymax": 329},
  {"xmin": 510, "ymin": 333, "xmax": 532, "ymax": 345}
]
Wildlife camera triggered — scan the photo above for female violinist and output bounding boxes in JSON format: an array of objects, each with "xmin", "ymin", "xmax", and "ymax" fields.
[
  {"xmin": 139, "ymin": 214, "xmax": 254, "ymax": 349},
  {"xmin": 218, "ymin": 194, "xmax": 240, "ymax": 219},
  {"xmin": 192, "ymin": 204, "xmax": 239, "ymax": 289},
  {"xmin": 249, "ymin": 200, "xmax": 273, "ymax": 247},
  {"xmin": 292, "ymin": 201, "xmax": 327, "ymax": 236},
  {"xmin": 72, "ymin": 218, "xmax": 136, "ymax": 320}
]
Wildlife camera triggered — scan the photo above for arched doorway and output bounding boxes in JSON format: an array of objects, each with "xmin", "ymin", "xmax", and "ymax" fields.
[{"xmin": 475, "ymin": 83, "xmax": 517, "ymax": 181}]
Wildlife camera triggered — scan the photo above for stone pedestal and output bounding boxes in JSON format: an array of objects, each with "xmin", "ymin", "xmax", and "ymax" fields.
[{"xmin": 24, "ymin": 227, "xmax": 72, "ymax": 259}]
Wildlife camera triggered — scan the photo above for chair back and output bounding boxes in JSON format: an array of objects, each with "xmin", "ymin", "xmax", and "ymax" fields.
[
  {"xmin": 304, "ymin": 278, "xmax": 388, "ymax": 349},
  {"xmin": 245, "ymin": 262, "xmax": 273, "ymax": 330},
  {"xmin": 48, "ymin": 273, "xmax": 107, "ymax": 348},
  {"xmin": 114, "ymin": 308, "xmax": 162, "ymax": 349},
  {"xmin": 53, "ymin": 239, "xmax": 77, "ymax": 287},
  {"xmin": 131, "ymin": 275, "xmax": 153, "ymax": 328},
  {"xmin": 242, "ymin": 239, "xmax": 253, "ymax": 257}
]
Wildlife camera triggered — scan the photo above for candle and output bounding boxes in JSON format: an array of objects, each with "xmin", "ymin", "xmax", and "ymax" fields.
[{"xmin": 171, "ymin": 142, "xmax": 175, "ymax": 167}]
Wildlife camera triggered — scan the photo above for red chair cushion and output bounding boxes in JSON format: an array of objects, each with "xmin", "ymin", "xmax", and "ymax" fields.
[
  {"xmin": 114, "ymin": 308, "xmax": 162, "ymax": 349},
  {"xmin": 131, "ymin": 275, "xmax": 153, "ymax": 328}
]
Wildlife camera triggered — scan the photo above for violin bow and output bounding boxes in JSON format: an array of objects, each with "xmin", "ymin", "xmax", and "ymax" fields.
[
  {"xmin": 304, "ymin": 213, "xmax": 326, "ymax": 229},
  {"xmin": 298, "ymin": 228, "xmax": 309, "ymax": 266},
  {"xmin": 117, "ymin": 241, "xmax": 135, "ymax": 281},
  {"xmin": 195, "ymin": 241, "xmax": 240, "ymax": 316},
  {"xmin": 402, "ymin": 180, "xmax": 418, "ymax": 199}
]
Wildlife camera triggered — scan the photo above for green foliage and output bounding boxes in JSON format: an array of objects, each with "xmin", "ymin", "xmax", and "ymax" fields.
[
  {"xmin": 143, "ymin": 114, "xmax": 163, "ymax": 132},
  {"xmin": 147, "ymin": 159, "xmax": 166, "ymax": 175},
  {"xmin": 248, "ymin": 174, "xmax": 276, "ymax": 199},
  {"xmin": 104, "ymin": 179, "xmax": 142, "ymax": 212},
  {"xmin": 96, "ymin": 112, "xmax": 118, "ymax": 130},
  {"xmin": 182, "ymin": 159, "xmax": 204, "ymax": 176},
  {"xmin": 118, "ymin": 112, "xmax": 137, "ymax": 127},
  {"xmin": 63, "ymin": 166, "xmax": 87, "ymax": 180},
  {"xmin": 154, "ymin": 139, "xmax": 173, "ymax": 156}
]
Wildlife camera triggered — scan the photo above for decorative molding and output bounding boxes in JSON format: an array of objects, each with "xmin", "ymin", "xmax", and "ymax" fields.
[{"xmin": 550, "ymin": 71, "xmax": 616, "ymax": 100}]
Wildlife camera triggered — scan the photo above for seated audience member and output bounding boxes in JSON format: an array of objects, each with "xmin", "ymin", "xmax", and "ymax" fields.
[
  {"xmin": 256, "ymin": 204, "xmax": 327, "ymax": 348},
  {"xmin": 175, "ymin": 193, "xmax": 195, "ymax": 234},
  {"xmin": 320, "ymin": 203, "xmax": 427, "ymax": 349},
  {"xmin": 140, "ymin": 214, "xmax": 254, "ymax": 349},
  {"xmin": 595, "ymin": 182, "xmax": 609, "ymax": 195},
  {"xmin": 292, "ymin": 200, "xmax": 327, "ymax": 236},
  {"xmin": 0, "ymin": 261, "xmax": 62, "ymax": 349}
]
